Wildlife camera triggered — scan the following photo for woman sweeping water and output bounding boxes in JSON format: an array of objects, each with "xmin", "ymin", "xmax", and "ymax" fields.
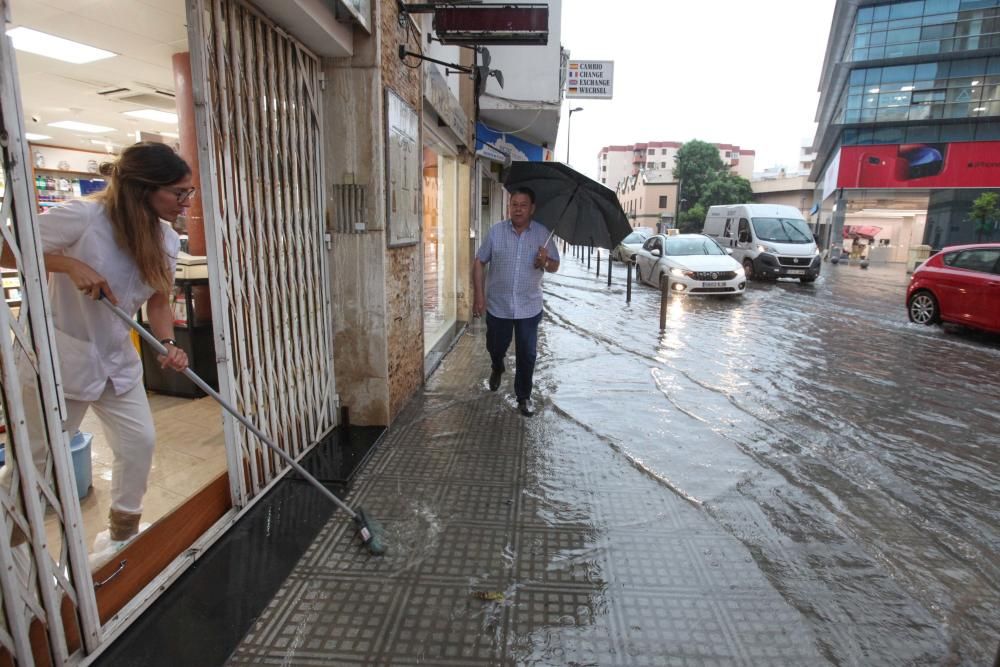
[{"xmin": 3, "ymin": 141, "xmax": 192, "ymax": 563}]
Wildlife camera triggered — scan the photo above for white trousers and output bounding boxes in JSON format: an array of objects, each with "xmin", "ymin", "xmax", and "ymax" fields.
[{"xmin": 15, "ymin": 379, "xmax": 155, "ymax": 515}]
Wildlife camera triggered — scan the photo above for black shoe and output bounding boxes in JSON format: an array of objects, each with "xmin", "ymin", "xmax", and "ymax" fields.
[
  {"xmin": 489, "ymin": 368, "xmax": 502, "ymax": 391},
  {"xmin": 517, "ymin": 400, "xmax": 534, "ymax": 417}
]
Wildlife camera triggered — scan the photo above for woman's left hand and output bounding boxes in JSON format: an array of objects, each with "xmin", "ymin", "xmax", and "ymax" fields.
[{"xmin": 158, "ymin": 343, "xmax": 189, "ymax": 372}]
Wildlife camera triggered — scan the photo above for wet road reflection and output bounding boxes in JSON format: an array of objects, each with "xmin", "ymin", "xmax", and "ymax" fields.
[{"xmin": 538, "ymin": 256, "xmax": 999, "ymax": 665}]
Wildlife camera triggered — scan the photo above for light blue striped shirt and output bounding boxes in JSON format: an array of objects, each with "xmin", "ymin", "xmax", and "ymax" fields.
[{"xmin": 477, "ymin": 220, "xmax": 560, "ymax": 319}]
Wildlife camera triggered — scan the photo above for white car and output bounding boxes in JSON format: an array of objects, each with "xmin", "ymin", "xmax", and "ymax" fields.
[
  {"xmin": 634, "ymin": 234, "xmax": 746, "ymax": 296},
  {"xmin": 611, "ymin": 227, "xmax": 654, "ymax": 263}
]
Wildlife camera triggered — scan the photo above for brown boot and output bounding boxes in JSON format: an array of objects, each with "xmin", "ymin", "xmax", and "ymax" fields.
[{"xmin": 108, "ymin": 509, "xmax": 142, "ymax": 541}]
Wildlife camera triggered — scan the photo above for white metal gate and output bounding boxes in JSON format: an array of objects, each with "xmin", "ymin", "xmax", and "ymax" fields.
[
  {"xmin": 0, "ymin": 2, "xmax": 102, "ymax": 661},
  {"xmin": 188, "ymin": 0, "xmax": 336, "ymax": 506}
]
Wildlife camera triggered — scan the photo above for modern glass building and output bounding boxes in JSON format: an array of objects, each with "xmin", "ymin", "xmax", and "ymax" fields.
[{"xmin": 811, "ymin": 0, "xmax": 1000, "ymax": 255}]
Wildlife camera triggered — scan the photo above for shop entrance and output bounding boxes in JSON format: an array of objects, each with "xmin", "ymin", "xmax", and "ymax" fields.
[
  {"xmin": 0, "ymin": 0, "xmax": 334, "ymax": 662},
  {"xmin": 422, "ymin": 144, "xmax": 459, "ymax": 357}
]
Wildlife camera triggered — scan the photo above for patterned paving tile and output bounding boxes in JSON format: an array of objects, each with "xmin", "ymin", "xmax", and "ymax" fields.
[{"xmin": 228, "ymin": 331, "xmax": 822, "ymax": 666}]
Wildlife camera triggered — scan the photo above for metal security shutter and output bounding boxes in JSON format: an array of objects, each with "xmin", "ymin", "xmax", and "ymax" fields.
[
  {"xmin": 0, "ymin": 4, "xmax": 102, "ymax": 661},
  {"xmin": 188, "ymin": 0, "xmax": 336, "ymax": 506}
]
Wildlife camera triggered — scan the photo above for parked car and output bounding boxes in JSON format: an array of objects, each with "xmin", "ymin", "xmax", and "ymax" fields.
[
  {"xmin": 634, "ymin": 234, "xmax": 747, "ymax": 296},
  {"xmin": 611, "ymin": 227, "xmax": 654, "ymax": 262},
  {"xmin": 906, "ymin": 243, "xmax": 1000, "ymax": 334}
]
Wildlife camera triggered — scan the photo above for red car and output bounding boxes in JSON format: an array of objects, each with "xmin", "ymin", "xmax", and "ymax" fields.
[{"xmin": 906, "ymin": 243, "xmax": 1000, "ymax": 334}]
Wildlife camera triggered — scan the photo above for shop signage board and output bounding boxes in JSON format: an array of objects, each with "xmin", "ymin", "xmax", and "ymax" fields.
[
  {"xmin": 566, "ymin": 60, "xmax": 614, "ymax": 99},
  {"xmin": 838, "ymin": 141, "xmax": 1000, "ymax": 188},
  {"xmin": 423, "ymin": 65, "xmax": 469, "ymax": 142},
  {"xmin": 475, "ymin": 122, "xmax": 551, "ymax": 163}
]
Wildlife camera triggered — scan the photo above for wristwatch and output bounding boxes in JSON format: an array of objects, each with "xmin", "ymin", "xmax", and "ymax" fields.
[{"xmin": 159, "ymin": 338, "xmax": 177, "ymax": 347}]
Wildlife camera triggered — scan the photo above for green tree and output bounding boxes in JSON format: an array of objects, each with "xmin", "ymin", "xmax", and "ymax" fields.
[
  {"xmin": 677, "ymin": 202, "xmax": 706, "ymax": 234},
  {"xmin": 700, "ymin": 172, "xmax": 754, "ymax": 209},
  {"xmin": 673, "ymin": 140, "xmax": 725, "ymax": 205},
  {"xmin": 968, "ymin": 191, "xmax": 1000, "ymax": 242}
]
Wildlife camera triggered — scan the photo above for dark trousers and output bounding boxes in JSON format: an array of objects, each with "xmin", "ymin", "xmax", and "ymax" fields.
[{"xmin": 485, "ymin": 311, "xmax": 543, "ymax": 402}]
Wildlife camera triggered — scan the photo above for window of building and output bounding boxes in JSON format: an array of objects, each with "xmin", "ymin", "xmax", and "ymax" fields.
[
  {"xmin": 648, "ymin": 148, "xmax": 654, "ymax": 154},
  {"xmin": 661, "ymin": 148, "xmax": 667, "ymax": 154},
  {"xmin": 658, "ymin": 195, "xmax": 668, "ymax": 208},
  {"xmin": 838, "ymin": 55, "xmax": 1000, "ymax": 124},
  {"xmin": 646, "ymin": 162, "xmax": 653, "ymax": 168},
  {"xmin": 602, "ymin": 165, "xmax": 607, "ymax": 171},
  {"xmin": 660, "ymin": 161, "xmax": 666, "ymax": 168}
]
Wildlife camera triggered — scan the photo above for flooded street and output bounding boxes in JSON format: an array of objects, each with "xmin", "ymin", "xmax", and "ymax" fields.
[
  {"xmin": 538, "ymin": 254, "xmax": 1000, "ymax": 665},
  {"xmin": 229, "ymin": 253, "xmax": 998, "ymax": 667}
]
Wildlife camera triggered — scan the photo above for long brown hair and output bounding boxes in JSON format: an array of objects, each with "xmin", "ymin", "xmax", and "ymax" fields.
[{"xmin": 96, "ymin": 142, "xmax": 190, "ymax": 294}]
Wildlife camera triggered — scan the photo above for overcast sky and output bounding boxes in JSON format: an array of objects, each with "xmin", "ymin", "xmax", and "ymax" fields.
[{"xmin": 556, "ymin": 0, "xmax": 837, "ymax": 179}]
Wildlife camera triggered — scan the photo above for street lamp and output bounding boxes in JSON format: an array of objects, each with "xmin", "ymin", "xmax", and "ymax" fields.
[{"xmin": 566, "ymin": 106, "xmax": 584, "ymax": 165}]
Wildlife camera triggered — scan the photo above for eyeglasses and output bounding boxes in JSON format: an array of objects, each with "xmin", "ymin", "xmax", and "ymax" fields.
[{"xmin": 164, "ymin": 186, "xmax": 197, "ymax": 204}]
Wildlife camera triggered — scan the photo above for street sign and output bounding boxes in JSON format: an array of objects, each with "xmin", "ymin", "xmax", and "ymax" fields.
[{"xmin": 566, "ymin": 60, "xmax": 613, "ymax": 99}]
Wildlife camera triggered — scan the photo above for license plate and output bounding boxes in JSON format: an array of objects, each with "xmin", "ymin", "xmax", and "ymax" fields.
[
  {"xmin": 786, "ymin": 269, "xmax": 805, "ymax": 275},
  {"xmin": 702, "ymin": 281, "xmax": 726, "ymax": 288}
]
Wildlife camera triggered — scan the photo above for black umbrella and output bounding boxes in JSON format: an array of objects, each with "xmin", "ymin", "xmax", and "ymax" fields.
[{"xmin": 503, "ymin": 161, "xmax": 632, "ymax": 250}]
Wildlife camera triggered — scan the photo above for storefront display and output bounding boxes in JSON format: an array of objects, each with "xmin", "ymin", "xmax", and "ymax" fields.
[
  {"xmin": 30, "ymin": 145, "xmax": 109, "ymax": 212},
  {"xmin": 422, "ymin": 145, "xmax": 459, "ymax": 356}
]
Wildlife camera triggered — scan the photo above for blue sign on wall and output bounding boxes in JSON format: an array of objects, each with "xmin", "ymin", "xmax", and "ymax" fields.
[{"xmin": 475, "ymin": 123, "xmax": 550, "ymax": 163}]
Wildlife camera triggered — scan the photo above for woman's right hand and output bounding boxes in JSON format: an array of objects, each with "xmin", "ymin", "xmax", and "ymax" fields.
[{"xmin": 66, "ymin": 258, "xmax": 117, "ymax": 304}]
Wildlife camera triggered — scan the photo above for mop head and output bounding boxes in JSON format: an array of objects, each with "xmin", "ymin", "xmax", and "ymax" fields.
[{"xmin": 353, "ymin": 508, "xmax": 387, "ymax": 556}]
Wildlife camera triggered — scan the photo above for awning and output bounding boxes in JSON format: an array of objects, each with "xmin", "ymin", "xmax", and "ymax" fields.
[
  {"xmin": 476, "ymin": 122, "xmax": 551, "ymax": 163},
  {"xmin": 843, "ymin": 225, "xmax": 882, "ymax": 239}
]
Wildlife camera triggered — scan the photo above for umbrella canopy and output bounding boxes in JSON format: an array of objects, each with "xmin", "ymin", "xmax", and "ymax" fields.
[
  {"xmin": 843, "ymin": 225, "xmax": 882, "ymax": 240},
  {"xmin": 503, "ymin": 161, "xmax": 632, "ymax": 249}
]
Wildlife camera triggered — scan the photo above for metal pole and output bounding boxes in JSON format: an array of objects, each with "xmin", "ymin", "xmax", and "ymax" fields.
[
  {"xmin": 587, "ymin": 245, "xmax": 591, "ymax": 270},
  {"xmin": 566, "ymin": 111, "xmax": 572, "ymax": 164},
  {"xmin": 626, "ymin": 261, "xmax": 633, "ymax": 303},
  {"xmin": 607, "ymin": 253, "xmax": 612, "ymax": 287},
  {"xmin": 659, "ymin": 274, "xmax": 669, "ymax": 331},
  {"xmin": 596, "ymin": 251, "xmax": 601, "ymax": 277}
]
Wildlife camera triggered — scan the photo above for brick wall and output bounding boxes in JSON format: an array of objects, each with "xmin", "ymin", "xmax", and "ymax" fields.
[{"xmin": 381, "ymin": 0, "xmax": 425, "ymax": 419}]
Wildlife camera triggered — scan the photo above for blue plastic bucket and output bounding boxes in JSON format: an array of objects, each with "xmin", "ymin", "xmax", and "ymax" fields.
[
  {"xmin": 0, "ymin": 434, "xmax": 91, "ymax": 498},
  {"xmin": 70, "ymin": 431, "xmax": 93, "ymax": 499}
]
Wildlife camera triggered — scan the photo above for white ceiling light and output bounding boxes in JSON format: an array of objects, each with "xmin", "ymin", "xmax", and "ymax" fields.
[
  {"xmin": 7, "ymin": 27, "xmax": 116, "ymax": 64},
  {"xmin": 49, "ymin": 120, "xmax": 117, "ymax": 133},
  {"xmin": 25, "ymin": 133, "xmax": 51, "ymax": 141},
  {"xmin": 123, "ymin": 109, "xmax": 178, "ymax": 124}
]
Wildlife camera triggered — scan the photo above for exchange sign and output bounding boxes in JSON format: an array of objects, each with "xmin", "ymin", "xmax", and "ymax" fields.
[{"xmin": 566, "ymin": 60, "xmax": 613, "ymax": 99}]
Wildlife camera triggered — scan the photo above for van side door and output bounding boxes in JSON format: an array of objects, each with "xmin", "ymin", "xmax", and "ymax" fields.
[
  {"xmin": 722, "ymin": 218, "xmax": 734, "ymax": 247},
  {"xmin": 736, "ymin": 218, "xmax": 753, "ymax": 258}
]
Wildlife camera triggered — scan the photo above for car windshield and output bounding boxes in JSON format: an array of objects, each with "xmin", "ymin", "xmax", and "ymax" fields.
[
  {"xmin": 622, "ymin": 231, "xmax": 649, "ymax": 244},
  {"xmin": 664, "ymin": 237, "xmax": 725, "ymax": 256},
  {"xmin": 751, "ymin": 217, "xmax": 813, "ymax": 243}
]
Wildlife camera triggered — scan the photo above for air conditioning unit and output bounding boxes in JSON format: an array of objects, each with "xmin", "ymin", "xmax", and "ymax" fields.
[{"xmin": 97, "ymin": 83, "xmax": 176, "ymax": 110}]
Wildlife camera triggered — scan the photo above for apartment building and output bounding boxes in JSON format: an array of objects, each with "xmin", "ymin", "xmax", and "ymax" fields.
[{"xmin": 597, "ymin": 141, "xmax": 756, "ymax": 187}]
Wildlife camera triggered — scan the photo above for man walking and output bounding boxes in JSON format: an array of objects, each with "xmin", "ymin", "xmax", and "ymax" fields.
[{"xmin": 473, "ymin": 187, "xmax": 560, "ymax": 417}]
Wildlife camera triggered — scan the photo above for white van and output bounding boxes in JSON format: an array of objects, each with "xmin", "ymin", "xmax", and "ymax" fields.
[{"xmin": 703, "ymin": 204, "xmax": 821, "ymax": 282}]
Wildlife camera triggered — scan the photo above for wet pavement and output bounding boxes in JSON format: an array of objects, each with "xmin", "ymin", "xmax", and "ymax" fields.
[{"xmin": 229, "ymin": 255, "xmax": 999, "ymax": 666}]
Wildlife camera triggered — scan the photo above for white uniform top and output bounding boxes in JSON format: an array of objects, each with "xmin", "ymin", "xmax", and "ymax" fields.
[{"xmin": 39, "ymin": 199, "xmax": 179, "ymax": 402}]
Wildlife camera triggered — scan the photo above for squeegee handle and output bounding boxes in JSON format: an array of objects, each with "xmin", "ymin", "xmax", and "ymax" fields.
[{"xmin": 99, "ymin": 296, "xmax": 357, "ymax": 518}]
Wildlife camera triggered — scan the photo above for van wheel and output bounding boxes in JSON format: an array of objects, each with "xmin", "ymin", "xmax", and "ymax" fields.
[
  {"xmin": 742, "ymin": 259, "xmax": 755, "ymax": 281},
  {"xmin": 635, "ymin": 264, "xmax": 642, "ymax": 284},
  {"xmin": 908, "ymin": 290, "xmax": 939, "ymax": 325}
]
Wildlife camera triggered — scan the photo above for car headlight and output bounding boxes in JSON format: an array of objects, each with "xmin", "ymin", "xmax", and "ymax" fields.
[
  {"xmin": 756, "ymin": 244, "xmax": 776, "ymax": 254},
  {"xmin": 669, "ymin": 267, "xmax": 695, "ymax": 278},
  {"xmin": 736, "ymin": 266, "xmax": 746, "ymax": 277}
]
